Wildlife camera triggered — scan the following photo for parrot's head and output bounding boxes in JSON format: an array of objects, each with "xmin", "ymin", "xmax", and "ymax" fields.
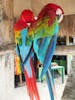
[
  {"xmin": 14, "ymin": 9, "xmax": 35, "ymax": 45},
  {"xmin": 14, "ymin": 9, "xmax": 35, "ymax": 31},
  {"xmin": 38, "ymin": 3, "xmax": 64, "ymax": 25},
  {"xmin": 20, "ymin": 9, "xmax": 35, "ymax": 26},
  {"xmin": 45, "ymin": 3, "xmax": 64, "ymax": 15},
  {"xmin": 45, "ymin": 3, "xmax": 64, "ymax": 23}
]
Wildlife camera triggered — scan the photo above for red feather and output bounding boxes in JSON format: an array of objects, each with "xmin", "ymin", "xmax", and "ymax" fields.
[
  {"xmin": 20, "ymin": 9, "xmax": 35, "ymax": 23},
  {"xmin": 37, "ymin": 3, "xmax": 64, "ymax": 26},
  {"xmin": 24, "ymin": 57, "xmax": 40, "ymax": 100},
  {"xmin": 14, "ymin": 19, "xmax": 28, "ymax": 31},
  {"xmin": 44, "ymin": 3, "xmax": 64, "ymax": 14}
]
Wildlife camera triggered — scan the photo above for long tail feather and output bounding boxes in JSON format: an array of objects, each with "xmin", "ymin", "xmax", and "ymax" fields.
[
  {"xmin": 46, "ymin": 69, "xmax": 57, "ymax": 100},
  {"xmin": 46, "ymin": 72, "xmax": 54, "ymax": 100},
  {"xmin": 24, "ymin": 57, "xmax": 40, "ymax": 100},
  {"xmin": 30, "ymin": 57, "xmax": 40, "ymax": 100},
  {"xmin": 24, "ymin": 70, "xmax": 34, "ymax": 100},
  {"xmin": 41, "ymin": 36, "xmax": 57, "ymax": 77}
]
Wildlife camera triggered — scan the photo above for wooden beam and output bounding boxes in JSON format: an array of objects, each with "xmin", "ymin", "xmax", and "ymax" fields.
[
  {"xmin": 54, "ymin": 45, "xmax": 75, "ymax": 55},
  {"xmin": 31, "ymin": 0, "xmax": 75, "ymax": 15},
  {"xmin": 0, "ymin": 44, "xmax": 75, "ymax": 56},
  {"xmin": 0, "ymin": 43, "xmax": 15, "ymax": 52},
  {"xmin": 4, "ymin": 0, "xmax": 14, "ymax": 43},
  {"xmin": 7, "ymin": 0, "xmax": 14, "ymax": 42}
]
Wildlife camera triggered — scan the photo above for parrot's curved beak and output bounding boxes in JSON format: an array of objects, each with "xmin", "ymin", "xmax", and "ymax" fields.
[
  {"xmin": 56, "ymin": 8, "xmax": 64, "ymax": 23},
  {"xmin": 57, "ymin": 14, "xmax": 63, "ymax": 23}
]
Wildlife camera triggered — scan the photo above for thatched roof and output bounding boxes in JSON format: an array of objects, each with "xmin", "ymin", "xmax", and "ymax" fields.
[{"xmin": 59, "ymin": 14, "xmax": 75, "ymax": 37}]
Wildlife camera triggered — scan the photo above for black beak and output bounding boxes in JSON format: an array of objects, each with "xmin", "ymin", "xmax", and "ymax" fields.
[{"xmin": 56, "ymin": 15, "xmax": 61, "ymax": 20}]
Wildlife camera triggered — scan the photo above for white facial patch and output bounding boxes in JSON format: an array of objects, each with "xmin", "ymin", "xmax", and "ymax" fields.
[
  {"xmin": 27, "ymin": 23, "xmax": 31, "ymax": 26},
  {"xmin": 56, "ymin": 8, "xmax": 62, "ymax": 15},
  {"xmin": 34, "ymin": 16, "xmax": 37, "ymax": 20}
]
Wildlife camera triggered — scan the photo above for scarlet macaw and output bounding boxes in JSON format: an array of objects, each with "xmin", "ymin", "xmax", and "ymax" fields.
[
  {"xmin": 14, "ymin": 3, "xmax": 64, "ymax": 100},
  {"xmin": 14, "ymin": 10, "xmax": 40, "ymax": 100},
  {"xmin": 27, "ymin": 3, "xmax": 64, "ymax": 100}
]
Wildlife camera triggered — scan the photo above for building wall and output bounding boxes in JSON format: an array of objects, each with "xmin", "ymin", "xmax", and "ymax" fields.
[
  {"xmin": 13, "ymin": 0, "xmax": 32, "ymax": 17},
  {"xmin": 31, "ymin": 0, "xmax": 75, "ymax": 15},
  {"xmin": 0, "ymin": 50, "xmax": 30, "ymax": 100},
  {"xmin": 0, "ymin": 0, "xmax": 32, "ymax": 46},
  {"xmin": 0, "ymin": 50, "xmax": 50, "ymax": 100}
]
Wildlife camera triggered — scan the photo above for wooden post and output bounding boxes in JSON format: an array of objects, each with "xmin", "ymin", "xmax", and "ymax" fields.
[
  {"xmin": 3, "ymin": 0, "xmax": 14, "ymax": 43},
  {"xmin": 66, "ymin": 35, "xmax": 69, "ymax": 46},
  {"xmin": 66, "ymin": 35, "xmax": 71, "ymax": 75},
  {"xmin": 0, "ymin": 0, "xmax": 3, "ymax": 22},
  {"xmin": 66, "ymin": 35, "xmax": 69, "ymax": 74},
  {"xmin": 73, "ymin": 37, "xmax": 75, "ymax": 44},
  {"xmin": 0, "ymin": 0, "xmax": 14, "ymax": 46},
  {"xmin": 6, "ymin": 0, "xmax": 14, "ymax": 42}
]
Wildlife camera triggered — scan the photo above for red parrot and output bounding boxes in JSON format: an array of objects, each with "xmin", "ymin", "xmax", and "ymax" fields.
[
  {"xmin": 26, "ymin": 3, "xmax": 64, "ymax": 100},
  {"xmin": 14, "ymin": 9, "xmax": 40, "ymax": 100}
]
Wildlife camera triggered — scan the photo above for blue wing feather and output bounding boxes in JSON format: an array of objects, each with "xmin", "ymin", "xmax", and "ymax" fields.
[{"xmin": 41, "ymin": 35, "xmax": 57, "ymax": 78}]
